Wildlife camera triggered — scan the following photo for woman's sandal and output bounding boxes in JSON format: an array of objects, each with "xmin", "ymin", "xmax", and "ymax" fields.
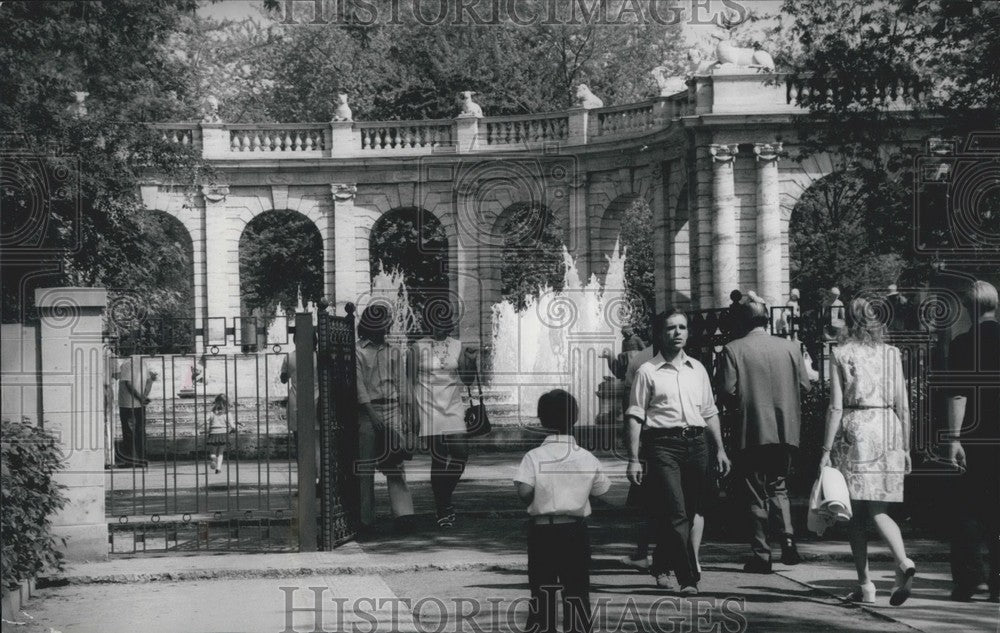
[
  {"xmin": 889, "ymin": 559, "xmax": 917, "ymax": 606},
  {"xmin": 436, "ymin": 506, "xmax": 456, "ymax": 529},
  {"xmin": 845, "ymin": 581, "xmax": 877, "ymax": 604}
]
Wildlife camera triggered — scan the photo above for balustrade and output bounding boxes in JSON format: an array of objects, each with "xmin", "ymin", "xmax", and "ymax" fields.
[
  {"xmin": 482, "ymin": 113, "xmax": 569, "ymax": 146},
  {"xmin": 153, "ymin": 124, "xmax": 196, "ymax": 146},
  {"xmin": 358, "ymin": 121, "xmax": 453, "ymax": 150},
  {"xmin": 596, "ymin": 102, "xmax": 656, "ymax": 137},
  {"xmin": 228, "ymin": 125, "xmax": 327, "ymax": 153},
  {"xmin": 786, "ymin": 75, "xmax": 923, "ymax": 107}
]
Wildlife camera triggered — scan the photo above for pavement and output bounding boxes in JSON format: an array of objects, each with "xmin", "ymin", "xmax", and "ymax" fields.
[{"xmin": 4, "ymin": 453, "xmax": 998, "ymax": 633}]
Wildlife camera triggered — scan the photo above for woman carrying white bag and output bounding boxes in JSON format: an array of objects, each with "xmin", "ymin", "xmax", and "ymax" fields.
[{"xmin": 818, "ymin": 297, "xmax": 916, "ymax": 606}]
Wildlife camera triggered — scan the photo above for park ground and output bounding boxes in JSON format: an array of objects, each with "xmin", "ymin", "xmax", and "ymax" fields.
[{"xmin": 4, "ymin": 454, "xmax": 998, "ymax": 633}]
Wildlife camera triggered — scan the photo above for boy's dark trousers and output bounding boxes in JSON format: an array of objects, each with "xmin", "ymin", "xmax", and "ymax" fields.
[{"xmin": 527, "ymin": 519, "xmax": 592, "ymax": 633}]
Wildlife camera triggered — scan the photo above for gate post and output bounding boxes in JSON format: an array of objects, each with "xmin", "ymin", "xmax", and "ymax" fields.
[
  {"xmin": 294, "ymin": 313, "xmax": 318, "ymax": 551},
  {"xmin": 35, "ymin": 287, "xmax": 108, "ymax": 561}
]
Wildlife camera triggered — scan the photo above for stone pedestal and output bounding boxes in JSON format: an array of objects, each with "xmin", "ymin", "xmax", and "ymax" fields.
[{"xmin": 35, "ymin": 287, "xmax": 108, "ymax": 562}]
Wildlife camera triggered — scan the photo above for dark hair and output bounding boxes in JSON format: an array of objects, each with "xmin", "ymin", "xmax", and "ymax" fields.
[
  {"xmin": 537, "ymin": 389, "xmax": 579, "ymax": 433},
  {"xmin": 212, "ymin": 394, "xmax": 229, "ymax": 414},
  {"xmin": 730, "ymin": 289, "xmax": 743, "ymax": 303},
  {"xmin": 738, "ymin": 300, "xmax": 770, "ymax": 330},
  {"xmin": 651, "ymin": 308, "xmax": 687, "ymax": 340},
  {"xmin": 358, "ymin": 304, "xmax": 392, "ymax": 341}
]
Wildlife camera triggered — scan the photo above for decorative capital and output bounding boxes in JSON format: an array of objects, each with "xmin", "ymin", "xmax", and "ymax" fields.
[
  {"xmin": 331, "ymin": 183, "xmax": 357, "ymax": 201},
  {"xmin": 200, "ymin": 184, "xmax": 229, "ymax": 203},
  {"xmin": 709, "ymin": 144, "xmax": 739, "ymax": 163},
  {"xmin": 753, "ymin": 142, "xmax": 783, "ymax": 163}
]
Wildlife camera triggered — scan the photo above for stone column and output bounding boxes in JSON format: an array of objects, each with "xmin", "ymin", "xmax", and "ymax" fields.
[
  {"xmin": 755, "ymin": 142, "xmax": 783, "ymax": 307},
  {"xmin": 331, "ymin": 184, "xmax": 360, "ymax": 313},
  {"xmin": 201, "ymin": 185, "xmax": 235, "ymax": 348},
  {"xmin": 710, "ymin": 144, "xmax": 739, "ymax": 308},
  {"xmin": 35, "ymin": 287, "xmax": 108, "ymax": 561}
]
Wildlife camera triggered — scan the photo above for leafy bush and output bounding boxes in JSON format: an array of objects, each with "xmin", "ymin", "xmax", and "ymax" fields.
[{"xmin": 1, "ymin": 418, "xmax": 68, "ymax": 592}]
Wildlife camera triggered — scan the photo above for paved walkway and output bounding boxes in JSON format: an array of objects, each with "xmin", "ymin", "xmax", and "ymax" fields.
[{"xmin": 5, "ymin": 453, "xmax": 998, "ymax": 632}]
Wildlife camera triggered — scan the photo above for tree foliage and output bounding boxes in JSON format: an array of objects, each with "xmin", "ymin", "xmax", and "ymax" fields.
[
  {"xmin": 772, "ymin": 0, "xmax": 999, "ymax": 309},
  {"xmin": 221, "ymin": 0, "xmax": 686, "ymax": 121},
  {"xmin": 0, "ymin": 0, "xmax": 205, "ymax": 322},
  {"xmin": 238, "ymin": 210, "xmax": 324, "ymax": 317},
  {"xmin": 369, "ymin": 207, "xmax": 449, "ymax": 328}
]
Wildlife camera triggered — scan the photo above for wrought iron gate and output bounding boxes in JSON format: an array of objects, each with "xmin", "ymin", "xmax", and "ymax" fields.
[
  {"xmin": 316, "ymin": 302, "xmax": 360, "ymax": 548},
  {"xmin": 103, "ymin": 316, "xmax": 299, "ymax": 555}
]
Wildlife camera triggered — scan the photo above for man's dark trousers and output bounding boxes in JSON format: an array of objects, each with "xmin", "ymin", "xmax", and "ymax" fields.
[
  {"xmin": 741, "ymin": 444, "xmax": 794, "ymax": 563},
  {"xmin": 950, "ymin": 446, "xmax": 1000, "ymax": 595},
  {"xmin": 119, "ymin": 407, "xmax": 146, "ymax": 464},
  {"xmin": 527, "ymin": 520, "xmax": 592, "ymax": 633},
  {"xmin": 644, "ymin": 429, "xmax": 709, "ymax": 587}
]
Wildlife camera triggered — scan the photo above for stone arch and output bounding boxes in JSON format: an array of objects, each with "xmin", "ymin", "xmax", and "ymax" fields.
[
  {"xmin": 236, "ymin": 208, "xmax": 324, "ymax": 346},
  {"xmin": 591, "ymin": 194, "xmax": 640, "ymax": 280},
  {"xmin": 128, "ymin": 209, "xmax": 198, "ymax": 348},
  {"xmin": 779, "ymin": 151, "xmax": 837, "ymax": 300},
  {"xmin": 367, "ymin": 206, "xmax": 452, "ymax": 334},
  {"xmin": 785, "ymin": 164, "xmax": 906, "ymax": 316},
  {"xmin": 230, "ymin": 187, "xmax": 334, "ymax": 309}
]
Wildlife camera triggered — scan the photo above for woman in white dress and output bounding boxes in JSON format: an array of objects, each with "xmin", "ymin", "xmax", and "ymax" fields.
[
  {"xmin": 819, "ymin": 297, "xmax": 916, "ymax": 606},
  {"xmin": 409, "ymin": 306, "xmax": 478, "ymax": 528}
]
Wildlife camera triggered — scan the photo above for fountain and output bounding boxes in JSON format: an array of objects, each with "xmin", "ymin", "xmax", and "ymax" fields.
[
  {"xmin": 364, "ymin": 262, "xmax": 419, "ymax": 344},
  {"xmin": 490, "ymin": 240, "xmax": 632, "ymax": 426}
]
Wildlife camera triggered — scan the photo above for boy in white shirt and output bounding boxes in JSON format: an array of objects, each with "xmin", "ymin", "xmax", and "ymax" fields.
[{"xmin": 514, "ymin": 389, "xmax": 612, "ymax": 633}]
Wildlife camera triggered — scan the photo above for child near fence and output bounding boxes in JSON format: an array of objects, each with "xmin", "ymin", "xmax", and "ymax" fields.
[{"xmin": 206, "ymin": 394, "xmax": 242, "ymax": 474}]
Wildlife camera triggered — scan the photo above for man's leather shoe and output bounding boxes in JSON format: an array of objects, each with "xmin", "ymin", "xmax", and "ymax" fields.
[
  {"xmin": 781, "ymin": 537, "xmax": 802, "ymax": 565},
  {"xmin": 950, "ymin": 587, "xmax": 975, "ymax": 602},
  {"xmin": 743, "ymin": 558, "xmax": 773, "ymax": 574}
]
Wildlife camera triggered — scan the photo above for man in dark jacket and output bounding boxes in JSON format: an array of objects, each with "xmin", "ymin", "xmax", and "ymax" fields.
[
  {"xmin": 718, "ymin": 300, "xmax": 813, "ymax": 573},
  {"xmin": 947, "ymin": 280, "xmax": 1000, "ymax": 602}
]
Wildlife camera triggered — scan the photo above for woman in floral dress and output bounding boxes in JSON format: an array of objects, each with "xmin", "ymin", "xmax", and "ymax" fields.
[{"xmin": 819, "ymin": 297, "xmax": 916, "ymax": 606}]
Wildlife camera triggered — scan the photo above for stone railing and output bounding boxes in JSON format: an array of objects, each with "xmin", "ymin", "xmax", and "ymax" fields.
[
  {"xmin": 594, "ymin": 101, "xmax": 657, "ymax": 137},
  {"xmin": 151, "ymin": 123, "xmax": 199, "ymax": 146},
  {"xmin": 784, "ymin": 74, "xmax": 923, "ymax": 109},
  {"xmin": 227, "ymin": 124, "xmax": 327, "ymax": 154},
  {"xmin": 482, "ymin": 112, "xmax": 570, "ymax": 147},
  {"xmin": 151, "ymin": 72, "xmax": 920, "ymax": 160},
  {"xmin": 356, "ymin": 120, "xmax": 454, "ymax": 151}
]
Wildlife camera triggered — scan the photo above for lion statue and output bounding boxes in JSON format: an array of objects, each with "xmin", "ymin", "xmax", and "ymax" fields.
[
  {"xmin": 331, "ymin": 93, "xmax": 352, "ymax": 122},
  {"xmin": 575, "ymin": 84, "xmax": 604, "ymax": 109},
  {"xmin": 650, "ymin": 67, "xmax": 688, "ymax": 96},
  {"xmin": 458, "ymin": 91, "xmax": 484, "ymax": 118}
]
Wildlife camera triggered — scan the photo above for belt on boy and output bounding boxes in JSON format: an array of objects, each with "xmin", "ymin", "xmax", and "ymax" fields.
[{"xmin": 531, "ymin": 515, "xmax": 584, "ymax": 525}]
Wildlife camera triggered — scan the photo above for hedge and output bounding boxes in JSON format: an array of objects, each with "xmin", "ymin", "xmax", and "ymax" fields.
[{"xmin": 1, "ymin": 418, "xmax": 67, "ymax": 592}]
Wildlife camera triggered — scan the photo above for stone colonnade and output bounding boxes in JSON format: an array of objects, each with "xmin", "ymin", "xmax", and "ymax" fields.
[
  {"xmin": 143, "ymin": 139, "xmax": 810, "ymax": 349},
  {"xmin": 708, "ymin": 141, "xmax": 785, "ymax": 308}
]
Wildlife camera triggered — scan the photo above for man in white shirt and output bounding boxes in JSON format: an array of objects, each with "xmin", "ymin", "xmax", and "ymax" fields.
[
  {"xmin": 515, "ymin": 389, "xmax": 611, "ymax": 633},
  {"xmin": 115, "ymin": 355, "xmax": 157, "ymax": 468},
  {"xmin": 626, "ymin": 309, "xmax": 731, "ymax": 595}
]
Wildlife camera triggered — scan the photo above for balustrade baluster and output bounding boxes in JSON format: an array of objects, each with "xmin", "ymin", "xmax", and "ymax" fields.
[{"xmin": 304, "ymin": 132, "xmax": 314, "ymax": 151}]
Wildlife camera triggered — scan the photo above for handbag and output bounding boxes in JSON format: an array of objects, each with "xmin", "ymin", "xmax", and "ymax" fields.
[{"xmin": 464, "ymin": 377, "xmax": 491, "ymax": 437}]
